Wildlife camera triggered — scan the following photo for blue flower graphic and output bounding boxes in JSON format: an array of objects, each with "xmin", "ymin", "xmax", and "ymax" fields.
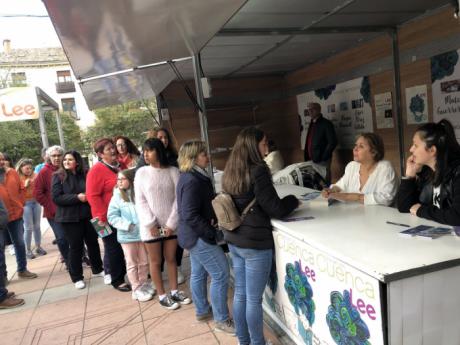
[
  {"xmin": 360, "ymin": 76, "xmax": 371, "ymax": 104},
  {"xmin": 284, "ymin": 261, "xmax": 315, "ymax": 326},
  {"xmin": 315, "ymin": 85, "xmax": 336, "ymax": 100},
  {"xmin": 431, "ymin": 50, "xmax": 459, "ymax": 83},
  {"xmin": 326, "ymin": 290, "xmax": 371, "ymax": 345},
  {"xmin": 409, "ymin": 94, "xmax": 425, "ymax": 122}
]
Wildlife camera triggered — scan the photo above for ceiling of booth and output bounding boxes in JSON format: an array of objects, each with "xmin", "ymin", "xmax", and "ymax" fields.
[{"xmin": 44, "ymin": 0, "xmax": 452, "ymax": 109}]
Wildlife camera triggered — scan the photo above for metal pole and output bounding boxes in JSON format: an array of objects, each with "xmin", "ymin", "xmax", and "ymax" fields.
[
  {"xmin": 391, "ymin": 29, "xmax": 405, "ymax": 176},
  {"xmin": 55, "ymin": 110, "xmax": 65, "ymax": 150},
  {"xmin": 192, "ymin": 54, "xmax": 215, "ymax": 186},
  {"xmin": 35, "ymin": 88, "xmax": 49, "ymax": 148}
]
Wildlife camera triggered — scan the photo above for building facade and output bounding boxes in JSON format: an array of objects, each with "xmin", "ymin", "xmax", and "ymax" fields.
[{"xmin": 0, "ymin": 39, "xmax": 95, "ymax": 128}]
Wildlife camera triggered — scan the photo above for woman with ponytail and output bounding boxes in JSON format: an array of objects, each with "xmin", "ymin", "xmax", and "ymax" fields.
[{"xmin": 397, "ymin": 119, "xmax": 460, "ymax": 225}]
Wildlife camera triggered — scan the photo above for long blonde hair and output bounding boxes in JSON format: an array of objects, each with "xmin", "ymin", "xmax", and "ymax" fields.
[
  {"xmin": 178, "ymin": 140, "xmax": 207, "ymax": 172},
  {"xmin": 16, "ymin": 158, "xmax": 34, "ymax": 177},
  {"xmin": 222, "ymin": 127, "xmax": 266, "ymax": 195}
]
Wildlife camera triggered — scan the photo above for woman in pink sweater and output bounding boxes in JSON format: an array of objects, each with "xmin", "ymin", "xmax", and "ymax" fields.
[{"xmin": 134, "ymin": 138, "xmax": 191, "ymax": 310}]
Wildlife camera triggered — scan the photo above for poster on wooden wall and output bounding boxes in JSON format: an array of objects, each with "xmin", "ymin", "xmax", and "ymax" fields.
[
  {"xmin": 374, "ymin": 92, "xmax": 394, "ymax": 129},
  {"xmin": 297, "ymin": 77, "xmax": 373, "ymax": 149},
  {"xmin": 432, "ymin": 49, "xmax": 460, "ymax": 140},
  {"xmin": 405, "ymin": 85, "xmax": 428, "ymax": 125}
]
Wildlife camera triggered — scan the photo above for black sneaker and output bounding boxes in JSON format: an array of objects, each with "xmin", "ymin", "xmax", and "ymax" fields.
[
  {"xmin": 171, "ymin": 291, "xmax": 192, "ymax": 305},
  {"xmin": 159, "ymin": 295, "xmax": 180, "ymax": 310}
]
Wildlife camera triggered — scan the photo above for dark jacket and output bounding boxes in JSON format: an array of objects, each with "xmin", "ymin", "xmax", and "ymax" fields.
[
  {"xmin": 224, "ymin": 164, "xmax": 298, "ymax": 250},
  {"xmin": 52, "ymin": 173, "xmax": 92, "ymax": 223},
  {"xmin": 304, "ymin": 115, "xmax": 337, "ymax": 163},
  {"xmin": 176, "ymin": 170, "xmax": 218, "ymax": 249},
  {"xmin": 396, "ymin": 161, "xmax": 460, "ymax": 225}
]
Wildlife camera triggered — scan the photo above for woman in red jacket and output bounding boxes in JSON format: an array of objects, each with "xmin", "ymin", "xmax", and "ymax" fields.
[{"xmin": 86, "ymin": 138, "xmax": 130, "ymax": 292}]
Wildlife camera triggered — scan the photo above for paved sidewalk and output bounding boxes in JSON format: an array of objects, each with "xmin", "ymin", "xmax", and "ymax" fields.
[{"xmin": 1, "ymin": 226, "xmax": 282, "ymax": 345}]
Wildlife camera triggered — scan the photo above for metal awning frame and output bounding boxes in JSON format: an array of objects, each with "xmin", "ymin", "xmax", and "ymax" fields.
[{"xmin": 35, "ymin": 87, "xmax": 65, "ymax": 150}]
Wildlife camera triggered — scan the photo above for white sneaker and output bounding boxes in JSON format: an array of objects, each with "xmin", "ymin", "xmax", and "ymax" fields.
[
  {"xmin": 8, "ymin": 245, "xmax": 15, "ymax": 256},
  {"xmin": 132, "ymin": 288, "xmax": 153, "ymax": 302},
  {"xmin": 93, "ymin": 271, "xmax": 105, "ymax": 278},
  {"xmin": 177, "ymin": 267, "xmax": 185, "ymax": 285},
  {"xmin": 104, "ymin": 274, "xmax": 112, "ymax": 285},
  {"xmin": 142, "ymin": 281, "xmax": 156, "ymax": 296},
  {"xmin": 75, "ymin": 280, "xmax": 86, "ymax": 289}
]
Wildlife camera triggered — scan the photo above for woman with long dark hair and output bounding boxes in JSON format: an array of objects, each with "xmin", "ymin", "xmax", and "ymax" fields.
[
  {"xmin": 148, "ymin": 127, "xmax": 178, "ymax": 167},
  {"xmin": 397, "ymin": 119, "xmax": 460, "ymax": 225},
  {"xmin": 222, "ymin": 127, "xmax": 299, "ymax": 345},
  {"xmin": 114, "ymin": 136, "xmax": 140, "ymax": 170},
  {"xmin": 139, "ymin": 127, "xmax": 185, "ymax": 283},
  {"xmin": 135, "ymin": 138, "xmax": 190, "ymax": 309},
  {"xmin": 52, "ymin": 150, "xmax": 103, "ymax": 289}
]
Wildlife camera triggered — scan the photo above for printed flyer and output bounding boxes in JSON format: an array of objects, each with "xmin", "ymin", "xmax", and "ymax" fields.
[
  {"xmin": 264, "ymin": 230, "xmax": 384, "ymax": 345},
  {"xmin": 374, "ymin": 92, "xmax": 393, "ymax": 129}
]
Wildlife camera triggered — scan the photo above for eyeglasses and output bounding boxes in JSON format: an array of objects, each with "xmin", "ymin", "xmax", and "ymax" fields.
[
  {"xmin": 50, "ymin": 154, "xmax": 62, "ymax": 158},
  {"xmin": 117, "ymin": 177, "xmax": 128, "ymax": 181}
]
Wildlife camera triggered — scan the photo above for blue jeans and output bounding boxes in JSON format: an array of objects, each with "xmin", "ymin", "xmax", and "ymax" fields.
[
  {"xmin": 0, "ymin": 229, "xmax": 7, "ymax": 302},
  {"xmin": 229, "ymin": 244, "xmax": 273, "ymax": 345},
  {"xmin": 189, "ymin": 238, "xmax": 230, "ymax": 322},
  {"xmin": 23, "ymin": 201, "xmax": 42, "ymax": 250},
  {"xmin": 48, "ymin": 219, "xmax": 69, "ymax": 263},
  {"xmin": 6, "ymin": 219, "xmax": 27, "ymax": 272}
]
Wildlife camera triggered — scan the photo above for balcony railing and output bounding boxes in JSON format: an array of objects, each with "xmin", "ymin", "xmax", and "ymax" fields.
[{"xmin": 55, "ymin": 81, "xmax": 76, "ymax": 93}]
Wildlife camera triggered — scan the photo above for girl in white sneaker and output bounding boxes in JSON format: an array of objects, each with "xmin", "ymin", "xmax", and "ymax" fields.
[
  {"xmin": 108, "ymin": 169, "xmax": 153, "ymax": 302},
  {"xmin": 135, "ymin": 138, "xmax": 191, "ymax": 310}
]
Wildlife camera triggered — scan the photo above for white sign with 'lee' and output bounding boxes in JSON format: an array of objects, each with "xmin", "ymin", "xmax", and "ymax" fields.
[{"xmin": 0, "ymin": 87, "xmax": 39, "ymax": 122}]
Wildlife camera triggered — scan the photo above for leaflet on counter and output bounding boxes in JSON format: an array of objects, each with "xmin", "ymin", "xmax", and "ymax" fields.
[{"xmin": 399, "ymin": 225, "xmax": 452, "ymax": 239}]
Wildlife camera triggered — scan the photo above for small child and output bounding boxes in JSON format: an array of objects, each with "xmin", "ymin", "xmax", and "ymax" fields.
[{"xmin": 108, "ymin": 169, "xmax": 154, "ymax": 302}]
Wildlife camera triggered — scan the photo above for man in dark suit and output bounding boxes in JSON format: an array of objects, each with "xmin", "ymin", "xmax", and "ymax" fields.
[{"xmin": 304, "ymin": 102, "xmax": 337, "ymax": 184}]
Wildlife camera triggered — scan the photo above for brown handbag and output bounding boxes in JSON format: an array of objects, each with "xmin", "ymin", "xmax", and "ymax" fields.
[{"xmin": 212, "ymin": 192, "xmax": 256, "ymax": 231}]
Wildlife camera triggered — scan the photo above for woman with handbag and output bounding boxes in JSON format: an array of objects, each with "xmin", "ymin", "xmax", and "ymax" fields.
[{"xmin": 222, "ymin": 127, "xmax": 299, "ymax": 345}]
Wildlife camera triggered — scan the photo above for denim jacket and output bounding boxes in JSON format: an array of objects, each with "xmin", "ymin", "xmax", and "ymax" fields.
[{"xmin": 107, "ymin": 188, "xmax": 141, "ymax": 243}]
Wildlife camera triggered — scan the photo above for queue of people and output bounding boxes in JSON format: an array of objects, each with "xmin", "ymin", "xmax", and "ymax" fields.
[{"xmin": 1, "ymin": 118, "xmax": 460, "ymax": 345}]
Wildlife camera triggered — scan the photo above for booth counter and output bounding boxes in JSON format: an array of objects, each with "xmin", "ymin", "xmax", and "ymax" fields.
[{"xmin": 265, "ymin": 184, "xmax": 460, "ymax": 345}]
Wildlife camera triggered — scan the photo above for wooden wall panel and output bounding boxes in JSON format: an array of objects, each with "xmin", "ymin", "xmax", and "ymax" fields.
[
  {"xmin": 285, "ymin": 36, "xmax": 392, "ymax": 87},
  {"xmin": 398, "ymin": 7, "xmax": 460, "ymax": 52}
]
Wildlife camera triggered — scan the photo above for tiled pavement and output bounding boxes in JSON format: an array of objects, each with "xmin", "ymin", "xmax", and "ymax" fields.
[{"xmin": 1, "ymin": 225, "xmax": 282, "ymax": 345}]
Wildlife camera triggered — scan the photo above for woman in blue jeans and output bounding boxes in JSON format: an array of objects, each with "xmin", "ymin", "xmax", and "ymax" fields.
[
  {"xmin": 222, "ymin": 127, "xmax": 299, "ymax": 345},
  {"xmin": 16, "ymin": 158, "xmax": 46, "ymax": 259},
  {"xmin": 176, "ymin": 140, "xmax": 235, "ymax": 335}
]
